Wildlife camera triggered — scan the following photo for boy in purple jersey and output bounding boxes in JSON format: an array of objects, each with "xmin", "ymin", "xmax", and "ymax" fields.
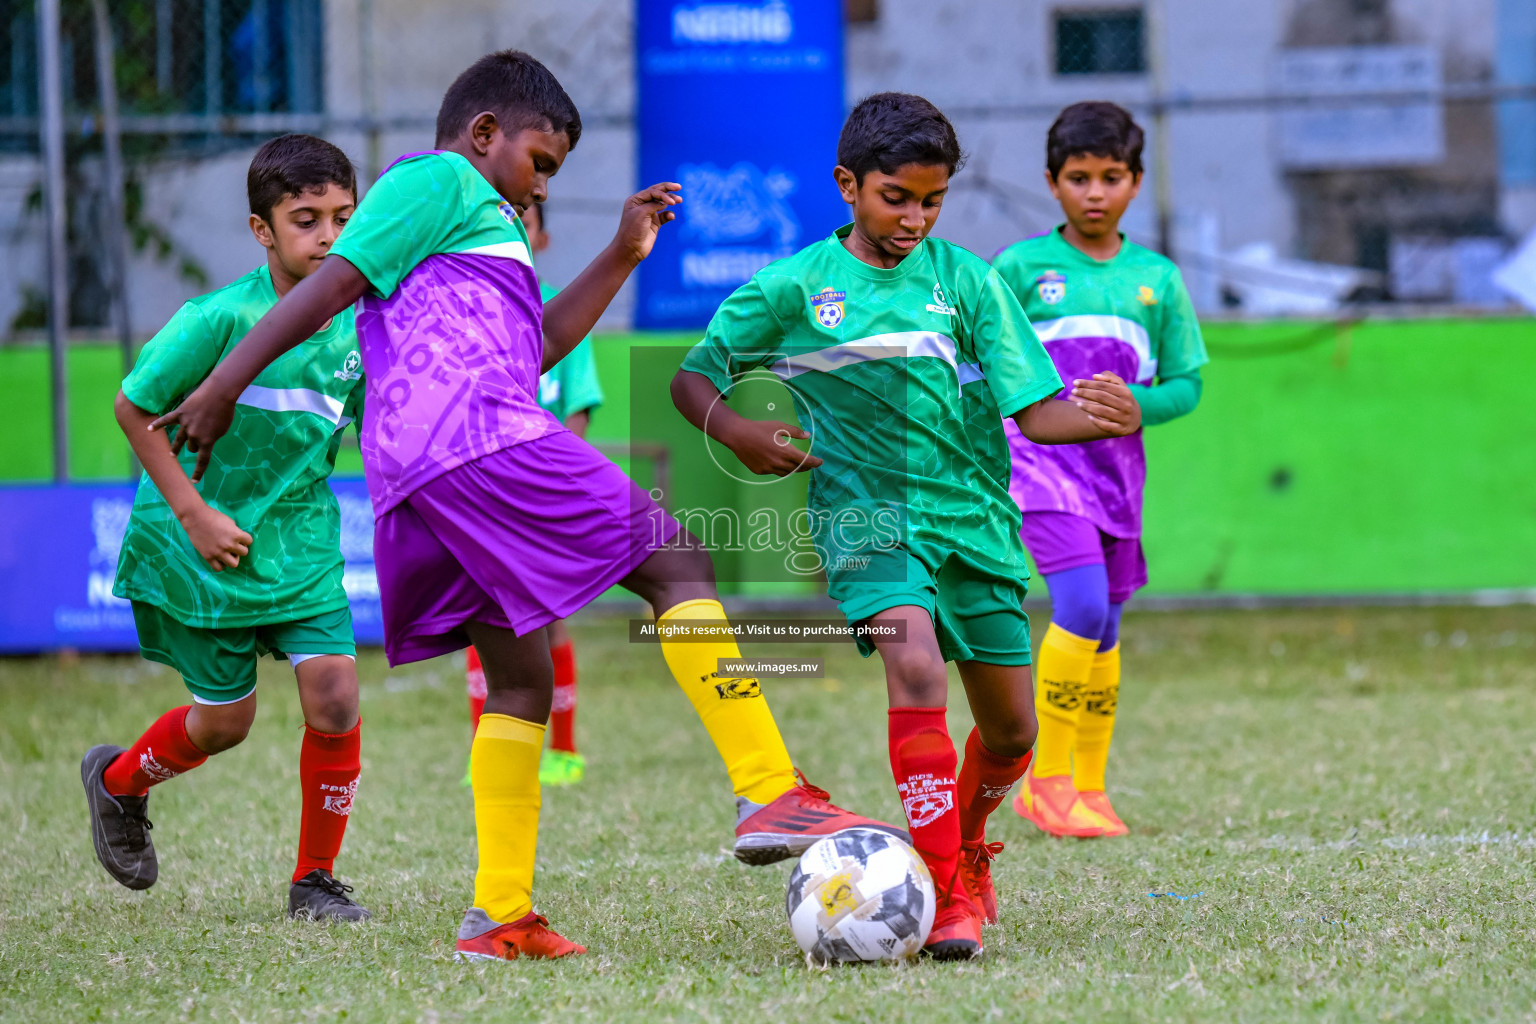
[
  {"xmin": 992, "ymin": 102, "xmax": 1208, "ymax": 838},
  {"xmin": 150, "ymin": 50, "xmax": 902, "ymax": 962}
]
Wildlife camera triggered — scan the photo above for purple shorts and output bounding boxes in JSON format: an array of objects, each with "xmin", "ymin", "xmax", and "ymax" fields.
[
  {"xmin": 1019, "ymin": 511, "xmax": 1147, "ymax": 604},
  {"xmin": 374, "ymin": 431, "xmax": 679, "ymax": 665}
]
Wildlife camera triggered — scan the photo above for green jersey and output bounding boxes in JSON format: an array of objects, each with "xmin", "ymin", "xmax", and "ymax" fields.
[
  {"xmin": 683, "ymin": 225, "xmax": 1062, "ymax": 576},
  {"xmin": 537, "ymin": 282, "xmax": 604, "ymax": 422},
  {"xmin": 113, "ymin": 265, "xmax": 365, "ymax": 628}
]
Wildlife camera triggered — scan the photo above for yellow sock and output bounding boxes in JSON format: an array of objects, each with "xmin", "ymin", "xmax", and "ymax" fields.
[
  {"xmin": 1032, "ymin": 622, "xmax": 1100, "ymax": 778},
  {"xmin": 657, "ymin": 599, "xmax": 797, "ymax": 804},
  {"xmin": 1073, "ymin": 644, "xmax": 1121, "ymax": 792},
  {"xmin": 470, "ymin": 714, "xmax": 544, "ymax": 923}
]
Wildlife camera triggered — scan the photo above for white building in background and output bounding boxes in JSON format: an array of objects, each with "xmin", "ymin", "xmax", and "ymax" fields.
[{"xmin": 0, "ymin": 0, "xmax": 1522, "ymax": 336}]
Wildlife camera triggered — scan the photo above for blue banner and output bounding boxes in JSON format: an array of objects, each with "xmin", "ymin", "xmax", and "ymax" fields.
[
  {"xmin": 634, "ymin": 0, "xmax": 846, "ymax": 329},
  {"xmin": 0, "ymin": 481, "xmax": 384, "ymax": 653}
]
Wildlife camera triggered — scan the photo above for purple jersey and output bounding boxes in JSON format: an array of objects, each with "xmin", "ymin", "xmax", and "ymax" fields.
[
  {"xmin": 330, "ymin": 151, "xmax": 560, "ymax": 515},
  {"xmin": 992, "ymin": 230, "xmax": 1207, "ymax": 539}
]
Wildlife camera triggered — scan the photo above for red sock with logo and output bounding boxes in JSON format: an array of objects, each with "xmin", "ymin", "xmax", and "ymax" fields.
[
  {"xmin": 102, "ymin": 705, "xmax": 209, "ymax": 797},
  {"xmin": 957, "ymin": 727, "xmax": 1032, "ymax": 843},
  {"xmin": 549, "ymin": 640, "xmax": 578, "ymax": 754},
  {"xmin": 466, "ymin": 646, "xmax": 487, "ymax": 736},
  {"xmin": 888, "ymin": 707, "xmax": 961, "ymax": 893},
  {"xmin": 294, "ymin": 721, "xmax": 361, "ymax": 882}
]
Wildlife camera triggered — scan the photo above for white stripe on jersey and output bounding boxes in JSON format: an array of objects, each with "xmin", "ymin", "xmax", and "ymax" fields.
[
  {"xmin": 452, "ymin": 240, "xmax": 534, "ymax": 266},
  {"xmin": 767, "ymin": 331, "xmax": 960, "ymax": 382},
  {"xmin": 1030, "ymin": 314, "xmax": 1156, "ymax": 383},
  {"xmin": 237, "ymin": 384, "xmax": 347, "ymax": 424}
]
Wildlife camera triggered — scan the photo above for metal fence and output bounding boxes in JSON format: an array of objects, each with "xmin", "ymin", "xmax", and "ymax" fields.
[{"xmin": 7, "ymin": 0, "xmax": 1536, "ymax": 483}]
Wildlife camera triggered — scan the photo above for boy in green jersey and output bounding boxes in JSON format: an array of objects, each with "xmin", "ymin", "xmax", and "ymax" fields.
[
  {"xmin": 80, "ymin": 135, "xmax": 370, "ymax": 922},
  {"xmin": 993, "ymin": 103, "xmax": 1208, "ymax": 841},
  {"xmin": 673, "ymin": 93, "xmax": 1143, "ymax": 959}
]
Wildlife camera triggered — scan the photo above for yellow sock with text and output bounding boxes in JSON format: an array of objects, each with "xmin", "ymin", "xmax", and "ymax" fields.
[
  {"xmin": 657, "ymin": 599, "xmax": 798, "ymax": 804},
  {"xmin": 1032, "ymin": 623, "xmax": 1100, "ymax": 778},
  {"xmin": 1072, "ymin": 644, "xmax": 1121, "ymax": 793},
  {"xmin": 470, "ymin": 714, "xmax": 544, "ymax": 923}
]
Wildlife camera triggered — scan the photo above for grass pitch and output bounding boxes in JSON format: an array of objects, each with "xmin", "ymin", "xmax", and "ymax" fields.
[{"xmin": 4, "ymin": 606, "xmax": 1536, "ymax": 1022}]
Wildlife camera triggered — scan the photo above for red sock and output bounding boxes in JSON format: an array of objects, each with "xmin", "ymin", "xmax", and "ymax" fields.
[
  {"xmin": 294, "ymin": 721, "xmax": 362, "ymax": 883},
  {"xmin": 549, "ymin": 640, "xmax": 577, "ymax": 753},
  {"xmin": 888, "ymin": 707, "xmax": 961, "ymax": 893},
  {"xmin": 101, "ymin": 706, "xmax": 208, "ymax": 797},
  {"xmin": 957, "ymin": 727, "xmax": 1032, "ymax": 843},
  {"xmin": 466, "ymin": 646, "xmax": 487, "ymax": 735}
]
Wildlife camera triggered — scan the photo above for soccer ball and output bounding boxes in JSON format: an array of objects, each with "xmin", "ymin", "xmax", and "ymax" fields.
[{"xmin": 785, "ymin": 829, "xmax": 936, "ymax": 964}]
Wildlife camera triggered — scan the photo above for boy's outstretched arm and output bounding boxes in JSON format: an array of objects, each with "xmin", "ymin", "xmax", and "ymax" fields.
[
  {"xmin": 149, "ymin": 257, "xmax": 369, "ymax": 481},
  {"xmin": 542, "ymin": 183, "xmax": 681, "ymax": 372},
  {"xmin": 671, "ymin": 369, "xmax": 823, "ymax": 476},
  {"xmin": 116, "ymin": 390, "xmax": 251, "ymax": 572},
  {"xmin": 1014, "ymin": 371, "xmax": 1142, "ymax": 443}
]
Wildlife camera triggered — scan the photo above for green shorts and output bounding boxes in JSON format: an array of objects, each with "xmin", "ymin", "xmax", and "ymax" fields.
[
  {"xmin": 131, "ymin": 602, "xmax": 356, "ymax": 705},
  {"xmin": 827, "ymin": 543, "xmax": 1033, "ymax": 665}
]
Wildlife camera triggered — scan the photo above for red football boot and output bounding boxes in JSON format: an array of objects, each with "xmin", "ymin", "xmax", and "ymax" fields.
[
  {"xmin": 454, "ymin": 908, "xmax": 586, "ymax": 962},
  {"xmin": 958, "ymin": 839, "xmax": 1004, "ymax": 925},
  {"xmin": 924, "ymin": 882, "xmax": 985, "ymax": 960},
  {"xmin": 733, "ymin": 771, "xmax": 910, "ymax": 865}
]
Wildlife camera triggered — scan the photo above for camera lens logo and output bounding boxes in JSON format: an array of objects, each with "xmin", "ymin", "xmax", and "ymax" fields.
[{"xmin": 702, "ymin": 369, "xmax": 818, "ymax": 486}]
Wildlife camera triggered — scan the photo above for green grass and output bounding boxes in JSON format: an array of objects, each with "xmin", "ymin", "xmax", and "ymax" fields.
[{"xmin": 4, "ymin": 606, "xmax": 1536, "ymax": 1021}]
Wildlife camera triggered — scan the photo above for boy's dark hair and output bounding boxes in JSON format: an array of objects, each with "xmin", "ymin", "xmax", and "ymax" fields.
[
  {"xmin": 435, "ymin": 50, "xmax": 582, "ymax": 150},
  {"xmin": 1046, "ymin": 102, "xmax": 1144, "ymax": 179},
  {"xmin": 837, "ymin": 92, "xmax": 964, "ymax": 183},
  {"xmin": 247, "ymin": 134, "xmax": 356, "ymax": 223}
]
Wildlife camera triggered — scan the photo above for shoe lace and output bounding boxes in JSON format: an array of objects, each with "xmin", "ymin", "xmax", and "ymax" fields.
[
  {"xmin": 303, "ymin": 871, "xmax": 356, "ymax": 902},
  {"xmin": 118, "ymin": 799, "xmax": 153, "ymax": 852},
  {"xmin": 965, "ymin": 840, "xmax": 1005, "ymax": 865},
  {"xmin": 792, "ymin": 768, "xmax": 833, "ymax": 807}
]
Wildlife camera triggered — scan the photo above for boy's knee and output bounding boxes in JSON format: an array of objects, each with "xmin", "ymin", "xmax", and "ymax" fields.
[
  {"xmin": 189, "ymin": 712, "xmax": 254, "ymax": 753},
  {"xmin": 883, "ymin": 644, "xmax": 948, "ymax": 705},
  {"xmin": 981, "ymin": 714, "xmax": 1037, "ymax": 759}
]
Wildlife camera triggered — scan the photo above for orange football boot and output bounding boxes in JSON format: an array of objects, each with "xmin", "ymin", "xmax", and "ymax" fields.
[
  {"xmin": 454, "ymin": 909, "xmax": 586, "ymax": 962},
  {"xmin": 1012, "ymin": 773, "xmax": 1110, "ymax": 838},
  {"xmin": 1076, "ymin": 790, "xmax": 1129, "ymax": 836}
]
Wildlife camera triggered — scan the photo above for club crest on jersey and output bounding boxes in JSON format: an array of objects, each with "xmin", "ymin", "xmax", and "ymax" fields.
[
  {"xmin": 334, "ymin": 350, "xmax": 362, "ymax": 381},
  {"xmin": 497, "ymin": 201, "xmax": 519, "ymax": 226},
  {"xmin": 1036, "ymin": 270, "xmax": 1067, "ymax": 305},
  {"xmin": 1137, "ymin": 285, "xmax": 1158, "ymax": 306},
  {"xmin": 810, "ymin": 287, "xmax": 846, "ymax": 329},
  {"xmin": 925, "ymin": 282, "xmax": 957, "ymax": 316},
  {"xmin": 715, "ymin": 677, "xmax": 761, "ymax": 700}
]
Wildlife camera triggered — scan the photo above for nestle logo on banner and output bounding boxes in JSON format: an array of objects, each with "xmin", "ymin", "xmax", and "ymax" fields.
[
  {"xmin": 678, "ymin": 161, "xmax": 800, "ymax": 288},
  {"xmin": 671, "ymin": 1, "xmax": 792, "ymax": 45}
]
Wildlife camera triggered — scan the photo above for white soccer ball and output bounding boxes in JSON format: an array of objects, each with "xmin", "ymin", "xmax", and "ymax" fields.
[{"xmin": 785, "ymin": 828, "xmax": 936, "ymax": 964}]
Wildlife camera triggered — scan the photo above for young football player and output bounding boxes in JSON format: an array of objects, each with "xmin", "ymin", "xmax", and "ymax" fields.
[
  {"xmin": 464, "ymin": 199, "xmax": 600, "ymax": 787},
  {"xmin": 672, "ymin": 93, "xmax": 1142, "ymax": 959},
  {"xmin": 994, "ymin": 102, "xmax": 1207, "ymax": 838},
  {"xmin": 148, "ymin": 51, "xmax": 903, "ymax": 961},
  {"xmin": 81, "ymin": 134, "xmax": 370, "ymax": 921}
]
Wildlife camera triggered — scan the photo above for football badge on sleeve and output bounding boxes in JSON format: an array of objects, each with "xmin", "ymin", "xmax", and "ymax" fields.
[
  {"xmin": 1036, "ymin": 270, "xmax": 1066, "ymax": 305},
  {"xmin": 810, "ymin": 287, "xmax": 846, "ymax": 329}
]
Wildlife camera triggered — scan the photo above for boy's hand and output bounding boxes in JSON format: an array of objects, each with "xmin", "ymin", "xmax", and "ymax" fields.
[
  {"xmin": 613, "ymin": 182, "xmax": 681, "ymax": 265},
  {"xmin": 150, "ymin": 381, "xmax": 238, "ymax": 482},
  {"xmin": 179, "ymin": 504, "xmax": 252, "ymax": 572},
  {"xmin": 719, "ymin": 419, "xmax": 824, "ymax": 477},
  {"xmin": 1070, "ymin": 372, "xmax": 1141, "ymax": 436}
]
